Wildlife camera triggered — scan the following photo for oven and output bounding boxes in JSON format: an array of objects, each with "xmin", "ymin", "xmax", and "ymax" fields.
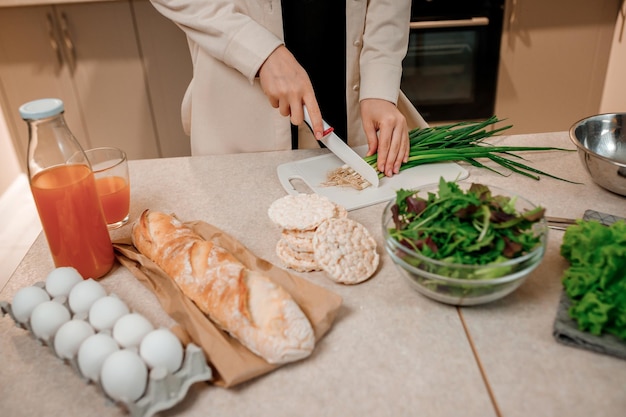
[{"xmin": 401, "ymin": 0, "xmax": 505, "ymax": 122}]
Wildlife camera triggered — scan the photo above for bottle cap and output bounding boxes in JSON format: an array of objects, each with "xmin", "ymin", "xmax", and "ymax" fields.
[{"xmin": 19, "ymin": 98, "xmax": 65, "ymax": 120}]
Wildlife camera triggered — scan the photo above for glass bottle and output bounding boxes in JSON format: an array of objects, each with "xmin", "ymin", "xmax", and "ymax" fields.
[{"xmin": 20, "ymin": 98, "xmax": 114, "ymax": 279}]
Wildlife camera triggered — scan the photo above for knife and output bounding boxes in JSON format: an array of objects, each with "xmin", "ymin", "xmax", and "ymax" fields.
[
  {"xmin": 302, "ymin": 105, "xmax": 380, "ymax": 188},
  {"xmin": 546, "ymin": 210, "xmax": 624, "ymax": 230}
]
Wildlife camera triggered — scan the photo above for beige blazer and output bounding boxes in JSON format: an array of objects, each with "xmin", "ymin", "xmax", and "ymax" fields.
[{"xmin": 150, "ymin": 0, "xmax": 427, "ymax": 155}]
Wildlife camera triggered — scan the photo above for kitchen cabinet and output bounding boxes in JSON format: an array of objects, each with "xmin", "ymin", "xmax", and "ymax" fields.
[
  {"xmin": 131, "ymin": 0, "xmax": 191, "ymax": 158},
  {"xmin": 600, "ymin": 0, "xmax": 626, "ymax": 112},
  {"xmin": 495, "ymin": 0, "xmax": 621, "ymax": 135},
  {"xmin": 0, "ymin": 0, "xmax": 192, "ymax": 171},
  {"xmin": 0, "ymin": 5, "xmax": 91, "ymax": 168}
]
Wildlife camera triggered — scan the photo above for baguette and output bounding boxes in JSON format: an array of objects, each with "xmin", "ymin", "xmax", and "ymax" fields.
[{"xmin": 131, "ymin": 210, "xmax": 315, "ymax": 364}]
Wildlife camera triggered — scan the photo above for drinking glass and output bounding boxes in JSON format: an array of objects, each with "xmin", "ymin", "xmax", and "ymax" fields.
[{"xmin": 85, "ymin": 147, "xmax": 130, "ymax": 229}]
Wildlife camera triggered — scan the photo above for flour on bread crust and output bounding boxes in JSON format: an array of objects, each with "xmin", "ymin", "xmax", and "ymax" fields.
[{"xmin": 132, "ymin": 210, "xmax": 315, "ymax": 364}]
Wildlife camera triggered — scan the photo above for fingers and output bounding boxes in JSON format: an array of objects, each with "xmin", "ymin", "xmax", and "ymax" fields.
[
  {"xmin": 377, "ymin": 123, "xmax": 408, "ymax": 177},
  {"xmin": 302, "ymin": 102, "xmax": 324, "ymax": 140},
  {"xmin": 278, "ymin": 98, "xmax": 292, "ymax": 118},
  {"xmin": 361, "ymin": 99, "xmax": 410, "ymax": 177},
  {"xmin": 364, "ymin": 122, "xmax": 381, "ymax": 157},
  {"xmin": 258, "ymin": 45, "xmax": 323, "ymax": 137}
]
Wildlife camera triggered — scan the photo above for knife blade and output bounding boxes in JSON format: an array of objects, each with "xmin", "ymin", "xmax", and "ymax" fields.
[{"xmin": 302, "ymin": 105, "xmax": 380, "ymax": 188}]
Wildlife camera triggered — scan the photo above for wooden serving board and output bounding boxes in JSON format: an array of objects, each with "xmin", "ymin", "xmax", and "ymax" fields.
[{"xmin": 277, "ymin": 145, "xmax": 469, "ymax": 211}]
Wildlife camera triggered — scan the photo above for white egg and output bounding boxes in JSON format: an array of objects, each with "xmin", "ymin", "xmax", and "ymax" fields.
[
  {"xmin": 112, "ymin": 313, "xmax": 154, "ymax": 348},
  {"xmin": 77, "ymin": 332, "xmax": 119, "ymax": 381},
  {"xmin": 30, "ymin": 300, "xmax": 71, "ymax": 341},
  {"xmin": 68, "ymin": 278, "xmax": 107, "ymax": 314},
  {"xmin": 11, "ymin": 285, "xmax": 50, "ymax": 324},
  {"xmin": 53, "ymin": 319, "xmax": 95, "ymax": 359},
  {"xmin": 45, "ymin": 267, "xmax": 83, "ymax": 298},
  {"xmin": 100, "ymin": 349, "xmax": 148, "ymax": 403},
  {"xmin": 88, "ymin": 295, "xmax": 129, "ymax": 331},
  {"xmin": 139, "ymin": 328, "xmax": 184, "ymax": 373}
]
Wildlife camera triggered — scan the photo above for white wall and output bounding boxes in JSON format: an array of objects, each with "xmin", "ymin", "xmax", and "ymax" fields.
[
  {"xmin": 0, "ymin": 110, "xmax": 22, "ymax": 196},
  {"xmin": 600, "ymin": 2, "xmax": 626, "ymax": 113}
]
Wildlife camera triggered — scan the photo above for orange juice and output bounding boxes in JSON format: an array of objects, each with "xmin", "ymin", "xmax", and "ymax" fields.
[
  {"xmin": 30, "ymin": 164, "xmax": 114, "ymax": 279},
  {"xmin": 95, "ymin": 176, "xmax": 130, "ymax": 224}
]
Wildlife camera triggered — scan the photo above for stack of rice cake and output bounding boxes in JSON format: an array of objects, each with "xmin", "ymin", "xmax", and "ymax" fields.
[{"xmin": 268, "ymin": 194, "xmax": 379, "ymax": 285}]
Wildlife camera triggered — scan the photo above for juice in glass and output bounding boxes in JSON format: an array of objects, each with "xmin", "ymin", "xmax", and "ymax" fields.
[
  {"xmin": 30, "ymin": 164, "xmax": 114, "ymax": 279},
  {"xmin": 95, "ymin": 176, "xmax": 130, "ymax": 225}
]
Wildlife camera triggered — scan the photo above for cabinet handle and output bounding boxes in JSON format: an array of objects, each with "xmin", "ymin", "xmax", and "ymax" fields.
[
  {"xmin": 509, "ymin": 0, "xmax": 518, "ymax": 27},
  {"xmin": 46, "ymin": 13, "xmax": 63, "ymax": 69},
  {"xmin": 619, "ymin": 0, "xmax": 626, "ymax": 43},
  {"xmin": 409, "ymin": 17, "xmax": 489, "ymax": 30},
  {"xmin": 59, "ymin": 12, "xmax": 77, "ymax": 74}
]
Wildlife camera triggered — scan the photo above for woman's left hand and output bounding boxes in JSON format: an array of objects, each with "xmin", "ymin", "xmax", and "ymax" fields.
[{"xmin": 360, "ymin": 99, "xmax": 409, "ymax": 177}]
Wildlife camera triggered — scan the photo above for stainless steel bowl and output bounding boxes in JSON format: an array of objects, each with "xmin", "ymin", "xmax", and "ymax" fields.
[{"xmin": 569, "ymin": 113, "xmax": 626, "ymax": 196}]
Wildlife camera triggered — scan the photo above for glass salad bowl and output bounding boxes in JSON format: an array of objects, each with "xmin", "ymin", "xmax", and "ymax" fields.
[{"xmin": 382, "ymin": 180, "xmax": 548, "ymax": 306}]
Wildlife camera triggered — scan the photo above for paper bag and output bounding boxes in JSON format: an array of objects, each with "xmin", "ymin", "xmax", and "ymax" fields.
[{"xmin": 113, "ymin": 219, "xmax": 343, "ymax": 388}]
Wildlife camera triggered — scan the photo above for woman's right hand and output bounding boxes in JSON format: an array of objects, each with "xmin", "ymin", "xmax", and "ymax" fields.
[{"xmin": 258, "ymin": 45, "xmax": 324, "ymax": 140}]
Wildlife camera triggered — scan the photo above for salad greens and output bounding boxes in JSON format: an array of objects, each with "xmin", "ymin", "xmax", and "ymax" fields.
[
  {"xmin": 560, "ymin": 220, "xmax": 626, "ymax": 340},
  {"xmin": 389, "ymin": 177, "xmax": 546, "ymax": 266}
]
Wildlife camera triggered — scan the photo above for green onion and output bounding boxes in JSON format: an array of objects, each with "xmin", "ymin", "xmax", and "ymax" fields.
[{"xmin": 365, "ymin": 116, "xmax": 576, "ymax": 182}]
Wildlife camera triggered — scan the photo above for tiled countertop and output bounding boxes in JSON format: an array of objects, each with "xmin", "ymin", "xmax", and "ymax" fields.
[{"xmin": 1, "ymin": 131, "xmax": 625, "ymax": 417}]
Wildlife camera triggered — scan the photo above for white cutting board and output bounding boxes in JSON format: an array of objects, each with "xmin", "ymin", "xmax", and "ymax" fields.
[{"xmin": 277, "ymin": 145, "xmax": 469, "ymax": 210}]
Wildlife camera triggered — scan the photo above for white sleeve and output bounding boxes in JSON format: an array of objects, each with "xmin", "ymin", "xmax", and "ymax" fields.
[
  {"xmin": 359, "ymin": 0, "xmax": 412, "ymax": 103},
  {"xmin": 149, "ymin": 0, "xmax": 283, "ymax": 83}
]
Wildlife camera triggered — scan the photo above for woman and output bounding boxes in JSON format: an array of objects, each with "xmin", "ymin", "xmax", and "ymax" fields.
[{"xmin": 149, "ymin": 0, "xmax": 426, "ymax": 177}]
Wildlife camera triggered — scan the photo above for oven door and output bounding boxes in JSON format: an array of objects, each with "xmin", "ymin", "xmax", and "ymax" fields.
[{"xmin": 401, "ymin": 13, "xmax": 503, "ymax": 122}]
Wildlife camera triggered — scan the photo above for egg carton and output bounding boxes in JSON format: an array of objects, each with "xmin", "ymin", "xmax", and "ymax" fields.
[{"xmin": 1, "ymin": 281, "xmax": 213, "ymax": 417}]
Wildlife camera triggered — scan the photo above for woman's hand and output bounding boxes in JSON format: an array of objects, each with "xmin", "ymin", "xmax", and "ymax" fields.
[
  {"xmin": 360, "ymin": 99, "xmax": 409, "ymax": 177},
  {"xmin": 258, "ymin": 45, "xmax": 324, "ymax": 139}
]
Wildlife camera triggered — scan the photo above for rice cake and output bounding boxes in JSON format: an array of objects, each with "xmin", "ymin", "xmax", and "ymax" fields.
[
  {"xmin": 276, "ymin": 238, "xmax": 321, "ymax": 272},
  {"xmin": 313, "ymin": 218, "xmax": 379, "ymax": 284},
  {"xmin": 268, "ymin": 193, "xmax": 338, "ymax": 231},
  {"xmin": 281, "ymin": 229, "xmax": 316, "ymax": 253}
]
